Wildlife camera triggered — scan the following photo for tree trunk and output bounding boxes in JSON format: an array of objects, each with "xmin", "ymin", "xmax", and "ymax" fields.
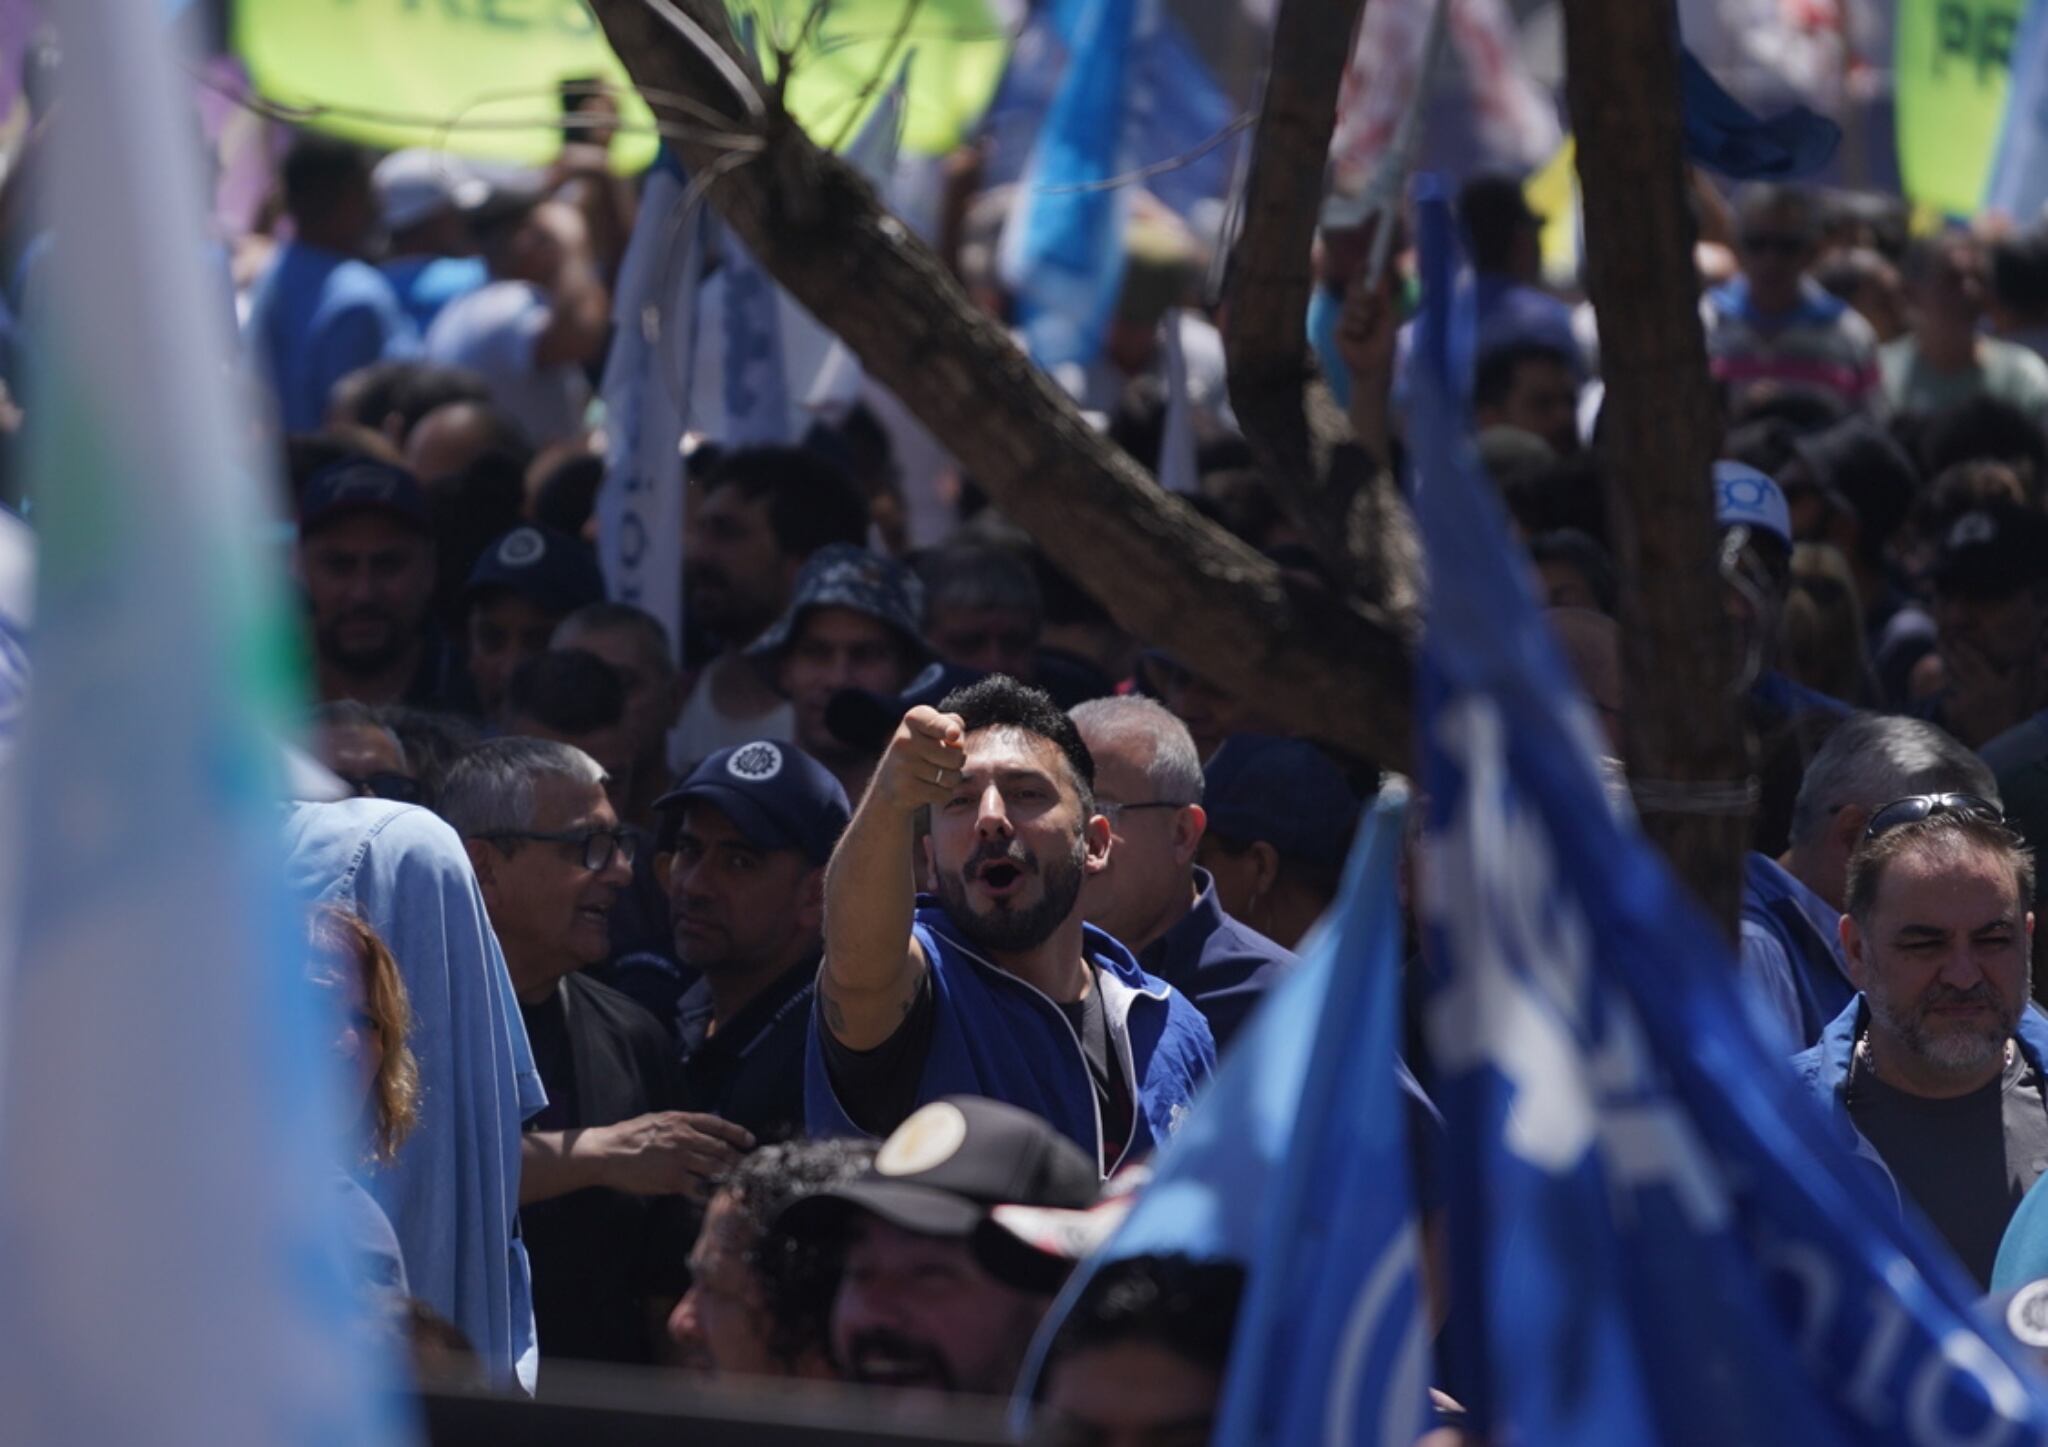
[
  {"xmin": 1563, "ymin": 0, "xmax": 1749, "ymax": 934},
  {"xmin": 586, "ymin": 0, "xmax": 1417, "ymax": 766}
]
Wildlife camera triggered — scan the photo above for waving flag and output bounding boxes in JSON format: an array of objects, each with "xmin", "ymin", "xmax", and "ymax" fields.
[
  {"xmin": 1407, "ymin": 180, "xmax": 2048, "ymax": 1444},
  {"xmin": 1019, "ymin": 786, "xmax": 1429, "ymax": 1445},
  {"xmin": 999, "ymin": 0, "xmax": 1142, "ymax": 369},
  {"xmin": 1986, "ymin": 0, "xmax": 2048, "ymax": 222},
  {"xmin": 0, "ymin": 0, "xmax": 406, "ymax": 1442}
]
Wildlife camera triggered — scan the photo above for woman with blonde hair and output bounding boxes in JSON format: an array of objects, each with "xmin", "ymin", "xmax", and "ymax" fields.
[{"xmin": 311, "ymin": 903, "xmax": 421, "ymax": 1298}]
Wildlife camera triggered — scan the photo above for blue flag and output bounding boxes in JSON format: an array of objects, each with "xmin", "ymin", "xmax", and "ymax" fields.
[
  {"xmin": 1680, "ymin": 46, "xmax": 1840, "ymax": 179},
  {"xmin": 1406, "ymin": 179, "xmax": 2048, "ymax": 1443},
  {"xmin": 1987, "ymin": 0, "xmax": 2048, "ymax": 221},
  {"xmin": 1019, "ymin": 787, "xmax": 1429, "ymax": 1445},
  {"xmin": 998, "ymin": 0, "xmax": 1141, "ymax": 369}
]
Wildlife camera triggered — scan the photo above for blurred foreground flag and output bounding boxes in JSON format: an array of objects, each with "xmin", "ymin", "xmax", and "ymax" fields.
[
  {"xmin": 1406, "ymin": 183, "xmax": 2048, "ymax": 1444},
  {"xmin": 0, "ymin": 1, "xmax": 407, "ymax": 1443},
  {"xmin": 1020, "ymin": 786, "xmax": 1430, "ymax": 1444},
  {"xmin": 1987, "ymin": 0, "xmax": 2048, "ymax": 222}
]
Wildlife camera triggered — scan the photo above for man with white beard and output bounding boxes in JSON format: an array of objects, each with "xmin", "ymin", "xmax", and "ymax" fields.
[{"xmin": 1794, "ymin": 795, "xmax": 2048, "ymax": 1287}]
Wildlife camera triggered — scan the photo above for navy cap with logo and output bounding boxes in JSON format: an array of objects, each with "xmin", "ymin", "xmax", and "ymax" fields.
[
  {"xmin": 1933, "ymin": 504, "xmax": 2048, "ymax": 601},
  {"xmin": 776, "ymin": 1096, "xmax": 1099, "ymax": 1254},
  {"xmin": 298, "ymin": 458, "xmax": 433, "ymax": 540},
  {"xmin": 825, "ymin": 660, "xmax": 986, "ymax": 755},
  {"xmin": 745, "ymin": 543, "xmax": 929, "ymax": 661},
  {"xmin": 464, "ymin": 526, "xmax": 607, "ymax": 617},
  {"xmin": 652, "ymin": 740, "xmax": 851, "ymax": 866},
  {"xmin": 1203, "ymin": 734, "xmax": 1365, "ymax": 870}
]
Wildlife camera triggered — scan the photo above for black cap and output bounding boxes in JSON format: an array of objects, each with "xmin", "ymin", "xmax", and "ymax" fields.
[
  {"xmin": 652, "ymin": 740, "xmax": 851, "ymax": 865},
  {"xmin": 298, "ymin": 458, "xmax": 432, "ymax": 539},
  {"xmin": 777, "ymin": 1097, "xmax": 1099, "ymax": 1247},
  {"xmin": 464, "ymin": 526, "xmax": 607, "ymax": 617},
  {"xmin": 825, "ymin": 660, "xmax": 986, "ymax": 755},
  {"xmin": 1933, "ymin": 504, "xmax": 2048, "ymax": 601}
]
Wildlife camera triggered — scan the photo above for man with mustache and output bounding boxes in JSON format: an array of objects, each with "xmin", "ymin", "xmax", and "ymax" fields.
[
  {"xmin": 656, "ymin": 739, "xmax": 851, "ymax": 1144},
  {"xmin": 1794, "ymin": 796, "xmax": 2048, "ymax": 1286},
  {"xmin": 806, "ymin": 673, "xmax": 1214, "ymax": 1172},
  {"xmin": 777, "ymin": 1096, "xmax": 1099, "ymax": 1397}
]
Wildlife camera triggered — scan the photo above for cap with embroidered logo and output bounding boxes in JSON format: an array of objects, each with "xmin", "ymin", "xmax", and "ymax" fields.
[{"xmin": 652, "ymin": 740, "xmax": 851, "ymax": 865}]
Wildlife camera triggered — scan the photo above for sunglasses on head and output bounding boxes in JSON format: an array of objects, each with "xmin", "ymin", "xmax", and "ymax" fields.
[{"xmin": 1862, "ymin": 793, "xmax": 2005, "ymax": 842}]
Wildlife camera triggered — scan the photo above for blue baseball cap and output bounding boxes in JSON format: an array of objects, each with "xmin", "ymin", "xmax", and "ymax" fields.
[
  {"xmin": 825, "ymin": 660, "xmax": 986, "ymax": 755},
  {"xmin": 746, "ymin": 543, "xmax": 928, "ymax": 661},
  {"xmin": 1202, "ymin": 734, "xmax": 1364, "ymax": 869},
  {"xmin": 653, "ymin": 740, "xmax": 851, "ymax": 865},
  {"xmin": 298, "ymin": 457, "xmax": 432, "ymax": 539},
  {"xmin": 464, "ymin": 526, "xmax": 607, "ymax": 618},
  {"xmin": 1713, "ymin": 461, "xmax": 1792, "ymax": 547}
]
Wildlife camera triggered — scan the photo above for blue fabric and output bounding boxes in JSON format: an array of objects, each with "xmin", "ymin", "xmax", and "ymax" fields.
[
  {"xmin": 381, "ymin": 254, "xmax": 488, "ymax": 334},
  {"xmin": 1406, "ymin": 176, "xmax": 2048, "ymax": 1442},
  {"xmin": 1136, "ymin": 868, "xmax": 1294, "ymax": 1053},
  {"xmin": 1017, "ymin": 791, "xmax": 1429, "ymax": 1440},
  {"xmin": 1000, "ymin": 0, "xmax": 1140, "ymax": 368},
  {"xmin": 1794, "ymin": 997, "xmax": 2048, "ymax": 1222},
  {"xmin": 1680, "ymin": 46, "xmax": 1841, "ymax": 179},
  {"xmin": 1740, "ymin": 852, "xmax": 1853, "ymax": 1049},
  {"xmin": 804, "ymin": 902, "xmax": 1213, "ymax": 1167},
  {"xmin": 1752, "ymin": 667, "xmax": 1857, "ymax": 722},
  {"xmin": 283, "ymin": 799, "xmax": 545, "ymax": 1391},
  {"xmin": 1988, "ymin": 0, "xmax": 2048, "ymax": 223},
  {"xmin": 1470, "ymin": 273, "xmax": 1583, "ymax": 370},
  {"xmin": 1708, "ymin": 274, "xmax": 1852, "ymax": 331},
  {"xmin": 1306, "ymin": 285, "xmax": 1351, "ymax": 407},
  {"xmin": 246, "ymin": 241, "xmax": 418, "ymax": 432}
]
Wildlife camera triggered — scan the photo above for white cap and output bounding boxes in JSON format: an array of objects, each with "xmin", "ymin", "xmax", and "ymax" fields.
[
  {"xmin": 372, "ymin": 149, "xmax": 487, "ymax": 234},
  {"xmin": 1713, "ymin": 460, "xmax": 1791, "ymax": 546}
]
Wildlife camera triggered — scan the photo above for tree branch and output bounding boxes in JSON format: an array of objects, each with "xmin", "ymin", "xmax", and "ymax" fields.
[
  {"xmin": 1563, "ymin": 0, "xmax": 1749, "ymax": 934},
  {"xmin": 587, "ymin": 0, "xmax": 1417, "ymax": 766}
]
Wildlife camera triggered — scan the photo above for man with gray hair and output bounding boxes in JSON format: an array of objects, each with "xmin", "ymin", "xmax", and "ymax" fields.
[
  {"xmin": 1744, "ymin": 713, "xmax": 2000, "ymax": 1050},
  {"xmin": 1070, "ymin": 696, "xmax": 1294, "ymax": 1052},
  {"xmin": 443, "ymin": 737, "xmax": 753, "ymax": 1366}
]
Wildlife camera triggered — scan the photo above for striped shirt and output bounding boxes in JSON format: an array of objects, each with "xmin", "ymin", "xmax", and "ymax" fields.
[{"xmin": 1704, "ymin": 276, "xmax": 1882, "ymax": 410}]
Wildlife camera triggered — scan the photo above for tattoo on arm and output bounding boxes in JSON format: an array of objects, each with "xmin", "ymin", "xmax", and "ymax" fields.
[{"xmin": 822, "ymin": 990, "xmax": 847, "ymax": 1035}]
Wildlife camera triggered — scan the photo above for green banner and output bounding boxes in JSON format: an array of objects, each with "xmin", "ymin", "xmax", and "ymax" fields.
[
  {"xmin": 1895, "ymin": 0, "xmax": 2026, "ymax": 215},
  {"xmin": 234, "ymin": 0, "xmax": 1009, "ymax": 167}
]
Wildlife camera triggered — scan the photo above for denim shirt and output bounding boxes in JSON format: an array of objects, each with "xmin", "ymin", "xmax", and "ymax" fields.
[{"xmin": 284, "ymin": 799, "xmax": 546, "ymax": 1390}]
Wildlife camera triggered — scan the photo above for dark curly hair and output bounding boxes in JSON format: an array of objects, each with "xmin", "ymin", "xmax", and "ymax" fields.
[
  {"xmin": 938, "ymin": 673, "xmax": 1096, "ymax": 811},
  {"xmin": 727, "ymin": 1140, "xmax": 875, "ymax": 1371}
]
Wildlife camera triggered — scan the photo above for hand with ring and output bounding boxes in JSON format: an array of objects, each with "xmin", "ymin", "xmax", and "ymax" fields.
[{"xmin": 873, "ymin": 705, "xmax": 968, "ymax": 814}]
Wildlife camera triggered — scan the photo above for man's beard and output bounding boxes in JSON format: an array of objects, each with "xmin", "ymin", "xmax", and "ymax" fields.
[
  {"xmin": 316, "ymin": 609, "xmax": 415, "ymax": 677},
  {"xmin": 937, "ymin": 832, "xmax": 1086, "ymax": 956},
  {"xmin": 1870, "ymin": 973, "xmax": 2027, "ymax": 1075}
]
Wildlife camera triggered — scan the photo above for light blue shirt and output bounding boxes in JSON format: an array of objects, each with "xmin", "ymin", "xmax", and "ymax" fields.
[
  {"xmin": 245, "ymin": 240, "xmax": 418, "ymax": 432},
  {"xmin": 284, "ymin": 799, "xmax": 545, "ymax": 1391},
  {"xmin": 382, "ymin": 254, "xmax": 488, "ymax": 334}
]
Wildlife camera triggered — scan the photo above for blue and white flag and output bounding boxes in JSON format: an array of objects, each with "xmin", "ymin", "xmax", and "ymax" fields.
[
  {"xmin": 998, "ymin": 0, "xmax": 1143, "ymax": 369},
  {"xmin": 1407, "ymin": 180, "xmax": 2048, "ymax": 1444},
  {"xmin": 1987, "ymin": 0, "xmax": 2048, "ymax": 221},
  {"xmin": 1019, "ymin": 786, "xmax": 1429, "ymax": 1445},
  {"xmin": 0, "ymin": 0, "xmax": 406, "ymax": 1442},
  {"xmin": 597, "ymin": 150, "xmax": 702, "ymax": 660}
]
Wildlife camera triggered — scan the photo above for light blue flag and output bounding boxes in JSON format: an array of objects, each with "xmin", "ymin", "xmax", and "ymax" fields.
[
  {"xmin": 0, "ymin": 0, "xmax": 407, "ymax": 1442},
  {"xmin": 998, "ymin": 0, "xmax": 1142, "ymax": 368},
  {"xmin": 1987, "ymin": 0, "xmax": 2048, "ymax": 220},
  {"xmin": 1407, "ymin": 177, "xmax": 2048, "ymax": 1445},
  {"xmin": 1019, "ymin": 786, "xmax": 1430, "ymax": 1445}
]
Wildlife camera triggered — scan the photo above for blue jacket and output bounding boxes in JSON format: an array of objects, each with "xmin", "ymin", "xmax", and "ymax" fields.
[
  {"xmin": 805, "ymin": 902, "xmax": 1216, "ymax": 1171},
  {"xmin": 1137, "ymin": 868, "xmax": 1295, "ymax": 1054},
  {"xmin": 1792, "ymin": 994, "xmax": 2048, "ymax": 1218},
  {"xmin": 1738, "ymin": 853, "xmax": 1853, "ymax": 1050}
]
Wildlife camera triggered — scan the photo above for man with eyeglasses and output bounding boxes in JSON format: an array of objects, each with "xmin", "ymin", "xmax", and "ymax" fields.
[
  {"xmin": 441, "ymin": 736, "xmax": 753, "ymax": 1365},
  {"xmin": 1704, "ymin": 183, "xmax": 1881, "ymax": 412},
  {"xmin": 1070, "ymin": 697, "xmax": 1294, "ymax": 1053},
  {"xmin": 1793, "ymin": 795, "xmax": 2048, "ymax": 1287}
]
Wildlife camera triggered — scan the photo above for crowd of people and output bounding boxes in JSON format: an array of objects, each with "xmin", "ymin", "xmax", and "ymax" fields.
[{"xmin": 94, "ymin": 57, "xmax": 2048, "ymax": 1436}]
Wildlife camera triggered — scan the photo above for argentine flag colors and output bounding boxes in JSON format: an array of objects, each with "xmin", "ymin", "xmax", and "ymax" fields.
[
  {"xmin": 0, "ymin": 0, "xmax": 406, "ymax": 1442},
  {"xmin": 1407, "ymin": 177, "xmax": 2048, "ymax": 1444}
]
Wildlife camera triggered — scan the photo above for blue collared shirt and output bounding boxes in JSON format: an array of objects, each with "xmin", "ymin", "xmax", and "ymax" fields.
[
  {"xmin": 284, "ymin": 799, "xmax": 546, "ymax": 1391},
  {"xmin": 1137, "ymin": 868, "xmax": 1297, "ymax": 1054}
]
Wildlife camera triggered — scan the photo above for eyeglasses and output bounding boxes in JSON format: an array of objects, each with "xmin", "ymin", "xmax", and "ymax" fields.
[
  {"xmin": 339, "ymin": 771, "xmax": 421, "ymax": 804},
  {"xmin": 1098, "ymin": 800, "xmax": 1190, "ymax": 824},
  {"xmin": 1862, "ymin": 793, "xmax": 2005, "ymax": 842},
  {"xmin": 473, "ymin": 827, "xmax": 637, "ymax": 872}
]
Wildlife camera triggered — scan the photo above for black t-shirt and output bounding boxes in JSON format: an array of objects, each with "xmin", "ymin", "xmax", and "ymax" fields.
[
  {"xmin": 820, "ymin": 964, "xmax": 1134, "ymax": 1168},
  {"xmin": 520, "ymin": 973, "xmax": 696, "ymax": 1366},
  {"xmin": 675, "ymin": 956, "xmax": 817, "ymax": 1146},
  {"xmin": 1848, "ymin": 1042, "xmax": 2048, "ymax": 1287}
]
